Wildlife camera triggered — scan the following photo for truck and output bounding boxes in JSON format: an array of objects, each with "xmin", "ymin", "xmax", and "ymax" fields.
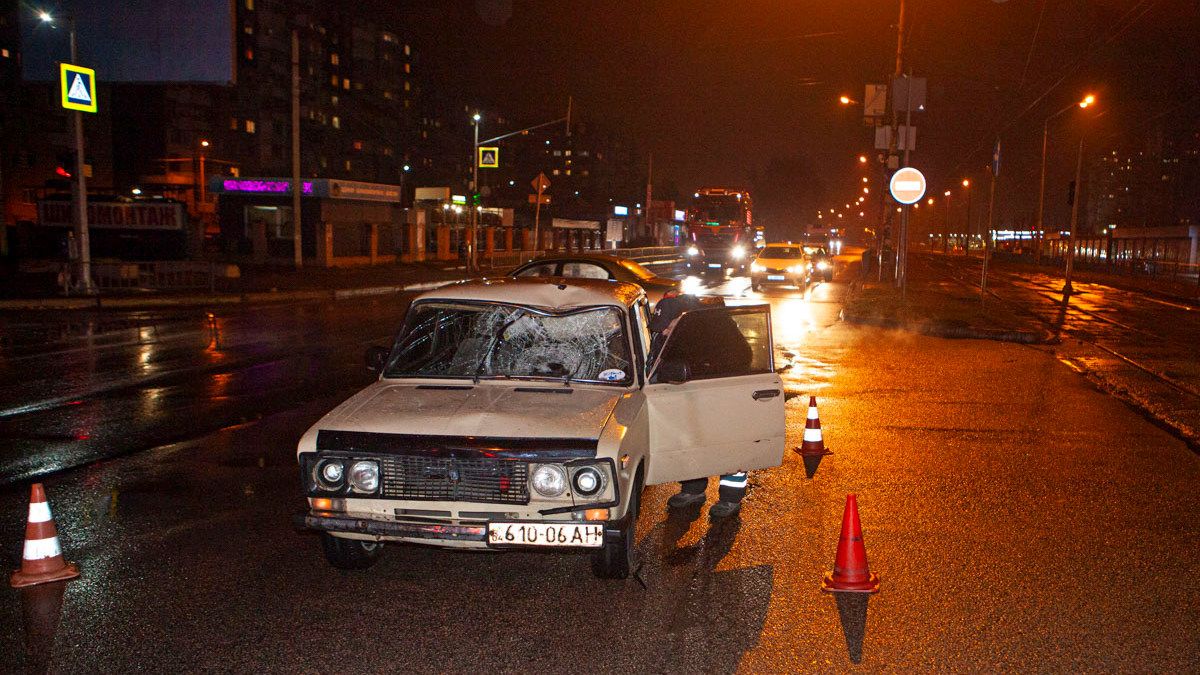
[
  {"xmin": 684, "ymin": 188, "xmax": 763, "ymax": 275},
  {"xmin": 295, "ymin": 277, "xmax": 785, "ymax": 579}
]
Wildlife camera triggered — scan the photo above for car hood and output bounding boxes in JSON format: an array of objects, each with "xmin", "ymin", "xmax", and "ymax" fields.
[
  {"xmin": 755, "ymin": 257, "xmax": 805, "ymax": 267},
  {"xmin": 314, "ymin": 381, "xmax": 623, "ymax": 440}
]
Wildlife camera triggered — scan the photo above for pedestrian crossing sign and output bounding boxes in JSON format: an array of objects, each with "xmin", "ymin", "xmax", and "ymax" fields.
[
  {"xmin": 478, "ymin": 146, "xmax": 499, "ymax": 168},
  {"xmin": 60, "ymin": 63, "xmax": 97, "ymax": 113}
]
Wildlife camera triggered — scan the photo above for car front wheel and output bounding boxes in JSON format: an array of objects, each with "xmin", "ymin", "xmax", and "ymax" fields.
[
  {"xmin": 321, "ymin": 533, "xmax": 383, "ymax": 570},
  {"xmin": 591, "ymin": 472, "xmax": 642, "ymax": 579}
]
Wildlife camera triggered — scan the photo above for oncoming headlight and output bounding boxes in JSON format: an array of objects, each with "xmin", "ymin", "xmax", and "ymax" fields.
[
  {"xmin": 751, "ymin": 262, "xmax": 764, "ymax": 273},
  {"xmin": 817, "ymin": 261, "xmax": 829, "ymax": 270},
  {"xmin": 687, "ymin": 246, "xmax": 699, "ymax": 256},
  {"xmin": 787, "ymin": 265, "xmax": 804, "ymax": 274},
  {"xmin": 531, "ymin": 464, "xmax": 568, "ymax": 498},
  {"xmin": 571, "ymin": 466, "xmax": 605, "ymax": 497},
  {"xmin": 729, "ymin": 246, "xmax": 745, "ymax": 259},
  {"xmin": 348, "ymin": 460, "xmax": 380, "ymax": 493}
]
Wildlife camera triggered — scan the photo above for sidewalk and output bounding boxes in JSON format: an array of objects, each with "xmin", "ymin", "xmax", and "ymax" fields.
[{"xmin": 842, "ymin": 254, "xmax": 1052, "ymax": 343}]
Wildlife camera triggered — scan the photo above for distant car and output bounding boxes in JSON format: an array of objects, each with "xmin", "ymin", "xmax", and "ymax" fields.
[
  {"xmin": 509, "ymin": 253, "xmax": 681, "ymax": 306},
  {"xmin": 750, "ymin": 243, "xmax": 810, "ymax": 291},
  {"xmin": 804, "ymin": 246, "xmax": 835, "ymax": 282}
]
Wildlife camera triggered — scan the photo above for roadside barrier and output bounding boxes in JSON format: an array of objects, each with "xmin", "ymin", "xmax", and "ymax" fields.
[
  {"xmin": 796, "ymin": 396, "xmax": 832, "ymax": 456},
  {"xmin": 10, "ymin": 483, "xmax": 79, "ymax": 588},
  {"xmin": 821, "ymin": 494, "xmax": 880, "ymax": 594}
]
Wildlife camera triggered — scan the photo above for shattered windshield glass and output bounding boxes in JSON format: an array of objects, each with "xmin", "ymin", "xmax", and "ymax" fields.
[{"xmin": 384, "ymin": 302, "xmax": 633, "ymax": 384}]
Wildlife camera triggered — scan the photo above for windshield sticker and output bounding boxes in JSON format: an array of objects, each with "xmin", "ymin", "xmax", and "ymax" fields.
[{"xmin": 598, "ymin": 368, "xmax": 626, "ymax": 382}]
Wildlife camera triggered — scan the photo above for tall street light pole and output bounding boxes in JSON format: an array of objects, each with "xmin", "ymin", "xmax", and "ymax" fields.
[
  {"xmin": 41, "ymin": 11, "xmax": 93, "ymax": 294},
  {"xmin": 942, "ymin": 189, "xmax": 952, "ymax": 254},
  {"xmin": 1062, "ymin": 135, "xmax": 1085, "ymax": 295},
  {"xmin": 962, "ymin": 179, "xmax": 972, "ymax": 255},
  {"xmin": 469, "ymin": 113, "xmax": 481, "ymax": 273},
  {"xmin": 290, "ymin": 29, "xmax": 302, "ymax": 269},
  {"xmin": 1036, "ymin": 94, "xmax": 1095, "ymax": 266}
]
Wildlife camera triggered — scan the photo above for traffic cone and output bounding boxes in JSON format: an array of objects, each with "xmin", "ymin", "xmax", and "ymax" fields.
[
  {"xmin": 821, "ymin": 494, "xmax": 879, "ymax": 593},
  {"xmin": 10, "ymin": 484, "xmax": 79, "ymax": 588},
  {"xmin": 795, "ymin": 396, "xmax": 831, "ymax": 456}
]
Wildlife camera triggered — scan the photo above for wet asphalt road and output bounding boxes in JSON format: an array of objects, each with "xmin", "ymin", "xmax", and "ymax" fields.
[{"xmin": 1, "ymin": 256, "xmax": 1198, "ymax": 672}]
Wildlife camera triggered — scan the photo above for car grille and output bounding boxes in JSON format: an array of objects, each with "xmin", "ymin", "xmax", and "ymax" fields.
[{"xmin": 378, "ymin": 456, "xmax": 530, "ymax": 505}]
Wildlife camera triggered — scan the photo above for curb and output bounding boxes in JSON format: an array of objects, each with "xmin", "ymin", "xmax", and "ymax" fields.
[{"xmin": 840, "ymin": 310, "xmax": 1055, "ymax": 345}]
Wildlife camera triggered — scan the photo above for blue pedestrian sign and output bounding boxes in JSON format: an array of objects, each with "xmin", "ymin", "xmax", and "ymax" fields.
[
  {"xmin": 60, "ymin": 63, "xmax": 97, "ymax": 113},
  {"xmin": 991, "ymin": 138, "xmax": 1002, "ymax": 177}
]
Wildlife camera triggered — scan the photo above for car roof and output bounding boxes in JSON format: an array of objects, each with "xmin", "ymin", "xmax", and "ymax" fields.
[
  {"xmin": 521, "ymin": 252, "xmax": 630, "ymax": 265},
  {"xmin": 414, "ymin": 276, "xmax": 644, "ymax": 310}
]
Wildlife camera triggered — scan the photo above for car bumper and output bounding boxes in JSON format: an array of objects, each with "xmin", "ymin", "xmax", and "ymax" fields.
[
  {"xmin": 297, "ymin": 509, "xmax": 624, "ymax": 550},
  {"xmin": 752, "ymin": 273, "xmax": 805, "ymax": 285}
]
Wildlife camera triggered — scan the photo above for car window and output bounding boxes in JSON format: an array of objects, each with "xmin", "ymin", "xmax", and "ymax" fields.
[
  {"xmin": 514, "ymin": 262, "xmax": 559, "ymax": 277},
  {"xmin": 651, "ymin": 306, "xmax": 772, "ymax": 382},
  {"xmin": 561, "ymin": 262, "xmax": 612, "ymax": 280},
  {"xmin": 758, "ymin": 247, "xmax": 804, "ymax": 259}
]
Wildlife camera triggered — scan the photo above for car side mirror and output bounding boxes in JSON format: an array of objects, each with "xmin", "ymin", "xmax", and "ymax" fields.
[
  {"xmin": 364, "ymin": 346, "xmax": 389, "ymax": 373},
  {"xmin": 656, "ymin": 359, "xmax": 691, "ymax": 384}
]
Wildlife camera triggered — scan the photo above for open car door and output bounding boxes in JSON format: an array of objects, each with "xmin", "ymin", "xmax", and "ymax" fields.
[{"xmin": 643, "ymin": 304, "xmax": 786, "ymax": 485}]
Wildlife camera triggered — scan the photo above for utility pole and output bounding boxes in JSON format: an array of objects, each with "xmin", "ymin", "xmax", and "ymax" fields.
[
  {"xmin": 67, "ymin": 17, "xmax": 93, "ymax": 294},
  {"xmin": 897, "ymin": 69, "xmax": 913, "ymax": 295},
  {"xmin": 942, "ymin": 191, "xmax": 951, "ymax": 254},
  {"xmin": 983, "ymin": 143, "xmax": 999, "ymax": 294},
  {"xmin": 290, "ymin": 29, "xmax": 302, "ymax": 269},
  {"xmin": 1035, "ymin": 121, "xmax": 1049, "ymax": 265},
  {"xmin": 469, "ymin": 113, "xmax": 480, "ymax": 270},
  {"xmin": 887, "ymin": 0, "xmax": 907, "ymax": 286},
  {"xmin": 964, "ymin": 181, "xmax": 973, "ymax": 255},
  {"xmin": 1063, "ymin": 135, "xmax": 1084, "ymax": 295},
  {"xmin": 645, "ymin": 153, "xmax": 653, "ymax": 244}
]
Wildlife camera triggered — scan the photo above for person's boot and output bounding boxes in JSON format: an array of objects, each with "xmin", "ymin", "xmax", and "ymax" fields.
[
  {"xmin": 708, "ymin": 500, "xmax": 742, "ymax": 519},
  {"xmin": 667, "ymin": 491, "xmax": 705, "ymax": 508}
]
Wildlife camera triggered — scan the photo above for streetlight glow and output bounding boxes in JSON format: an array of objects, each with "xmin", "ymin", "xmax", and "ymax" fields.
[
  {"xmin": 962, "ymin": 179, "xmax": 971, "ymax": 188},
  {"xmin": 472, "ymin": 113, "xmax": 481, "ymax": 122},
  {"xmin": 1079, "ymin": 94, "xmax": 1096, "ymax": 108},
  {"xmin": 839, "ymin": 95, "xmax": 852, "ymax": 105},
  {"xmin": 200, "ymin": 139, "xmax": 210, "ymax": 147},
  {"xmin": 858, "ymin": 155, "xmax": 868, "ymax": 164},
  {"xmin": 944, "ymin": 190, "xmax": 951, "ymax": 196},
  {"xmin": 862, "ymin": 177, "xmax": 868, "ymax": 183},
  {"xmin": 38, "ymin": 10, "xmax": 53, "ymax": 22},
  {"xmin": 862, "ymin": 187, "xmax": 869, "ymax": 194}
]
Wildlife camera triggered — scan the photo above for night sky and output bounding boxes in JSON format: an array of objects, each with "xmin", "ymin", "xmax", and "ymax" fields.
[{"xmin": 18, "ymin": 0, "xmax": 1200, "ymax": 234}]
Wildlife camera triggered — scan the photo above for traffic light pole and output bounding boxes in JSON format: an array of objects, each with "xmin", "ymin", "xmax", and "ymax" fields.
[{"xmin": 68, "ymin": 18, "xmax": 93, "ymax": 294}]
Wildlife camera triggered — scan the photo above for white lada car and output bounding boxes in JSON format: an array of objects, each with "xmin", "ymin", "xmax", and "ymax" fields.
[{"xmin": 296, "ymin": 277, "xmax": 785, "ymax": 579}]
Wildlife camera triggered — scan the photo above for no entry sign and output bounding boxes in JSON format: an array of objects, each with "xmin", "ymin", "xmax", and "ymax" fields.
[{"xmin": 889, "ymin": 167, "xmax": 926, "ymax": 205}]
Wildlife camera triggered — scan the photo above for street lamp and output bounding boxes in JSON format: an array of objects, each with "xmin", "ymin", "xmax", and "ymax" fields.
[
  {"xmin": 1036, "ymin": 93, "xmax": 1097, "ymax": 272},
  {"xmin": 962, "ymin": 179, "xmax": 973, "ymax": 255},
  {"xmin": 39, "ymin": 9, "xmax": 94, "ymax": 294},
  {"xmin": 858, "ymin": 155, "xmax": 868, "ymax": 164},
  {"xmin": 197, "ymin": 139, "xmax": 210, "ymax": 213},
  {"xmin": 468, "ymin": 112, "xmax": 481, "ymax": 270},
  {"xmin": 839, "ymin": 95, "xmax": 855, "ymax": 105}
]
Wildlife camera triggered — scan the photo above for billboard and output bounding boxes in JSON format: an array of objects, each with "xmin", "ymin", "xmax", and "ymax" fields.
[{"xmin": 22, "ymin": 0, "xmax": 233, "ymax": 83}]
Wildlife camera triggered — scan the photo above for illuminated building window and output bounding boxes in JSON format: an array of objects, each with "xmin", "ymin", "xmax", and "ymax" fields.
[
  {"xmin": 344, "ymin": 160, "xmax": 352, "ymax": 171},
  {"xmin": 565, "ymin": 169, "xmax": 572, "ymax": 176},
  {"xmin": 330, "ymin": 53, "xmax": 339, "ymax": 65},
  {"xmin": 404, "ymin": 81, "xmax": 410, "ymax": 91},
  {"xmin": 382, "ymin": 32, "xmax": 396, "ymax": 43},
  {"xmin": 244, "ymin": 48, "xmax": 254, "ymax": 61},
  {"xmin": 243, "ymin": 24, "xmax": 253, "ymax": 35},
  {"xmin": 245, "ymin": 119, "xmax": 256, "ymax": 134},
  {"xmin": 404, "ymin": 44, "xmax": 411, "ymax": 56},
  {"xmin": 1, "ymin": 49, "xmax": 8, "ymax": 58},
  {"xmin": 330, "ymin": 75, "xmax": 338, "ymax": 86},
  {"xmin": 564, "ymin": 150, "xmax": 571, "ymax": 156},
  {"xmin": 552, "ymin": 169, "xmax": 560, "ymax": 176},
  {"xmin": 353, "ymin": 140, "xmax": 364, "ymax": 150},
  {"xmin": 342, "ymin": 78, "xmax": 350, "ymax": 90},
  {"xmin": 245, "ymin": 0, "xmax": 253, "ymax": 9},
  {"xmin": 230, "ymin": 117, "xmax": 238, "ymax": 130},
  {"xmin": 383, "ymin": 90, "xmax": 393, "ymax": 100},
  {"xmin": 331, "ymin": 95, "xmax": 338, "ymax": 106},
  {"xmin": 332, "ymin": 116, "xmax": 340, "ymax": 129},
  {"xmin": 404, "ymin": 63, "xmax": 410, "ymax": 73}
]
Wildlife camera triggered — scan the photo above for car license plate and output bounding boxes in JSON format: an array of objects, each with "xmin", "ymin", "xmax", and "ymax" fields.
[
  {"xmin": 487, "ymin": 522, "xmax": 604, "ymax": 548},
  {"xmin": 707, "ymin": 263, "xmax": 722, "ymax": 268},
  {"xmin": 767, "ymin": 274, "xmax": 785, "ymax": 281}
]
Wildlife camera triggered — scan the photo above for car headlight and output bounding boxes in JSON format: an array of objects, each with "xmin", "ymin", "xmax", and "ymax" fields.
[
  {"xmin": 571, "ymin": 466, "xmax": 605, "ymax": 497},
  {"xmin": 531, "ymin": 464, "xmax": 568, "ymax": 498},
  {"xmin": 751, "ymin": 262, "xmax": 764, "ymax": 273},
  {"xmin": 315, "ymin": 459, "xmax": 345, "ymax": 490},
  {"xmin": 730, "ymin": 246, "xmax": 745, "ymax": 259},
  {"xmin": 817, "ymin": 261, "xmax": 829, "ymax": 270},
  {"xmin": 687, "ymin": 246, "xmax": 699, "ymax": 256},
  {"xmin": 348, "ymin": 460, "xmax": 380, "ymax": 493},
  {"xmin": 788, "ymin": 265, "xmax": 804, "ymax": 274}
]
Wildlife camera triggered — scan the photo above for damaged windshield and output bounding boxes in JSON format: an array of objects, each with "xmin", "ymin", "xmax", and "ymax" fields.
[{"xmin": 384, "ymin": 302, "xmax": 633, "ymax": 384}]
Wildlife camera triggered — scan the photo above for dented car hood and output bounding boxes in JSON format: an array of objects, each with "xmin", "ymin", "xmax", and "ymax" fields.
[{"xmin": 312, "ymin": 380, "xmax": 622, "ymax": 440}]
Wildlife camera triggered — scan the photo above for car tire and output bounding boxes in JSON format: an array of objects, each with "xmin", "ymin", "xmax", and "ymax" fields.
[
  {"xmin": 321, "ymin": 533, "xmax": 383, "ymax": 570},
  {"xmin": 591, "ymin": 469, "xmax": 642, "ymax": 580}
]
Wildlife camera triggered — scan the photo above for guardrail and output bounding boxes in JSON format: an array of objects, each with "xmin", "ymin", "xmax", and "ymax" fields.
[
  {"xmin": 480, "ymin": 246, "xmax": 683, "ymax": 271},
  {"xmin": 59, "ymin": 261, "xmax": 237, "ymax": 295},
  {"xmin": 995, "ymin": 251, "xmax": 1200, "ymax": 297}
]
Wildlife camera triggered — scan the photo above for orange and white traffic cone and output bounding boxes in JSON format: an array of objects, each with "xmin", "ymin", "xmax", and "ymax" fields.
[
  {"xmin": 795, "ymin": 396, "xmax": 831, "ymax": 456},
  {"xmin": 821, "ymin": 494, "xmax": 879, "ymax": 593},
  {"xmin": 10, "ymin": 484, "xmax": 79, "ymax": 588}
]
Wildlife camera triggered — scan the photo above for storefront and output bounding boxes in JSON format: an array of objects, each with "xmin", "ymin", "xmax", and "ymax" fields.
[{"xmin": 210, "ymin": 177, "xmax": 404, "ymax": 267}]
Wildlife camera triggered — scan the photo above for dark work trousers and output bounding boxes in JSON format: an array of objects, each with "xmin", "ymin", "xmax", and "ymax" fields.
[{"xmin": 679, "ymin": 471, "xmax": 748, "ymax": 503}]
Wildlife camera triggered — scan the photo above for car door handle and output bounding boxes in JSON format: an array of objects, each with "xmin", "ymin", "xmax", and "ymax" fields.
[{"xmin": 752, "ymin": 389, "xmax": 781, "ymax": 400}]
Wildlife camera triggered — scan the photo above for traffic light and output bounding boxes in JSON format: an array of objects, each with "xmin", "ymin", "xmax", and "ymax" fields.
[
  {"xmin": 55, "ymin": 151, "xmax": 74, "ymax": 178},
  {"xmin": 1067, "ymin": 180, "xmax": 1076, "ymax": 207},
  {"xmin": 470, "ymin": 192, "xmax": 481, "ymax": 206}
]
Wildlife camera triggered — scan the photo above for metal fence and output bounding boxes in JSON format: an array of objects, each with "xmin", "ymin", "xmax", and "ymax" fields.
[{"xmin": 60, "ymin": 261, "xmax": 232, "ymax": 295}]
